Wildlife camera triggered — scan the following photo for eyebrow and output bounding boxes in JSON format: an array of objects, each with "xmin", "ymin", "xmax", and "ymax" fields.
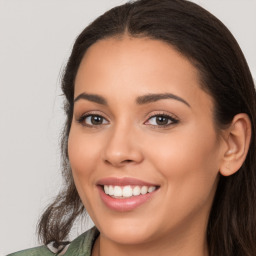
[
  {"xmin": 136, "ymin": 93, "xmax": 190, "ymax": 107},
  {"xmin": 74, "ymin": 92, "xmax": 190, "ymax": 107},
  {"xmin": 74, "ymin": 93, "xmax": 107, "ymax": 105}
]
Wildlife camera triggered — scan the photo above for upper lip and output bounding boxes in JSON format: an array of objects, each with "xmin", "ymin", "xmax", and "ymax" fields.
[{"xmin": 97, "ymin": 177, "xmax": 159, "ymax": 187}]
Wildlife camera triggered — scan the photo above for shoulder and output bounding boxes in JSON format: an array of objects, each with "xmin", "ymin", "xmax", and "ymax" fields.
[
  {"xmin": 64, "ymin": 226, "xmax": 99, "ymax": 256},
  {"xmin": 7, "ymin": 227, "xmax": 99, "ymax": 256},
  {"xmin": 7, "ymin": 245, "xmax": 53, "ymax": 256}
]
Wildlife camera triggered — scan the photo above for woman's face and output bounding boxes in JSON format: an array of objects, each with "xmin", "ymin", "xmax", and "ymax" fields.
[{"xmin": 68, "ymin": 37, "xmax": 226, "ymax": 246}]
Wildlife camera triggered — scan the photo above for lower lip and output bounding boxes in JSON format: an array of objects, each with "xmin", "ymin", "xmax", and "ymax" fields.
[{"xmin": 97, "ymin": 186, "xmax": 158, "ymax": 212}]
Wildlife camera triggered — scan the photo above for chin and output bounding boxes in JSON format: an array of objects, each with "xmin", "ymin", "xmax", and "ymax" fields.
[
  {"xmin": 89, "ymin": 211, "xmax": 156, "ymax": 244},
  {"xmin": 100, "ymin": 224, "xmax": 156, "ymax": 245}
]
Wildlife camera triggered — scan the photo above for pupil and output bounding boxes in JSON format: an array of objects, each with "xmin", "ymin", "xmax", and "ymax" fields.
[
  {"xmin": 156, "ymin": 116, "xmax": 168, "ymax": 125},
  {"xmin": 92, "ymin": 116, "xmax": 102, "ymax": 125}
]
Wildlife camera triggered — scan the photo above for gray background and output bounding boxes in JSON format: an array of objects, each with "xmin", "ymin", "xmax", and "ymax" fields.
[{"xmin": 0, "ymin": 0, "xmax": 255, "ymax": 255}]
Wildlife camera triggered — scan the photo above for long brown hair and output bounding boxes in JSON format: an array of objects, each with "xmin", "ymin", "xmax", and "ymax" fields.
[{"xmin": 38, "ymin": 0, "xmax": 256, "ymax": 255}]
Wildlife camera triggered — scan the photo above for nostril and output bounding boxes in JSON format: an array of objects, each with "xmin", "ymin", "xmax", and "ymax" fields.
[
  {"xmin": 122, "ymin": 159, "xmax": 133, "ymax": 163},
  {"xmin": 104, "ymin": 159, "xmax": 112, "ymax": 165},
  {"xmin": 104, "ymin": 159, "xmax": 134, "ymax": 167}
]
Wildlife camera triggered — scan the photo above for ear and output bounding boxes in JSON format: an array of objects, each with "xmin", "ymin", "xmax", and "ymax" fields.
[{"xmin": 219, "ymin": 113, "xmax": 251, "ymax": 176}]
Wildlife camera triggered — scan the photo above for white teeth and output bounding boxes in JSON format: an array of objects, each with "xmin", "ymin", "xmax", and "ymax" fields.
[
  {"xmin": 104, "ymin": 185, "xmax": 109, "ymax": 195},
  {"xmin": 141, "ymin": 186, "xmax": 148, "ymax": 195},
  {"xmin": 108, "ymin": 185, "xmax": 114, "ymax": 196},
  {"xmin": 148, "ymin": 186, "xmax": 156, "ymax": 193},
  {"xmin": 103, "ymin": 185, "xmax": 157, "ymax": 198},
  {"xmin": 114, "ymin": 186, "xmax": 122, "ymax": 197},
  {"xmin": 133, "ymin": 186, "xmax": 140, "ymax": 196},
  {"xmin": 122, "ymin": 186, "xmax": 133, "ymax": 197}
]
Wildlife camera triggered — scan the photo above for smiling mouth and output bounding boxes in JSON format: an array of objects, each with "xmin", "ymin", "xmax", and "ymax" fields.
[
  {"xmin": 97, "ymin": 178, "xmax": 160, "ymax": 211},
  {"xmin": 103, "ymin": 185, "xmax": 158, "ymax": 198}
]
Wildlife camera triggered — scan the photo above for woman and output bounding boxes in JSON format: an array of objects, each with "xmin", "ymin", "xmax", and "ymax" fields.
[{"xmin": 9, "ymin": 0, "xmax": 256, "ymax": 255}]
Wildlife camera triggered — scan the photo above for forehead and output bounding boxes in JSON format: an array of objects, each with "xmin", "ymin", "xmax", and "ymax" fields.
[
  {"xmin": 75, "ymin": 36, "xmax": 213, "ymax": 112},
  {"xmin": 77, "ymin": 36, "xmax": 198, "ymax": 84}
]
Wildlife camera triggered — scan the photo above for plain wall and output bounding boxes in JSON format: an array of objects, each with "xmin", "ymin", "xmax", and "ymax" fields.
[{"xmin": 0, "ymin": 0, "xmax": 255, "ymax": 255}]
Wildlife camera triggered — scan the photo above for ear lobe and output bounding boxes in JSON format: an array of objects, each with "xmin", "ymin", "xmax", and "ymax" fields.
[{"xmin": 219, "ymin": 113, "xmax": 251, "ymax": 177}]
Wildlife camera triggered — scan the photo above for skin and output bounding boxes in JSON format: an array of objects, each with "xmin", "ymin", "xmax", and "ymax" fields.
[{"xmin": 68, "ymin": 36, "xmax": 229, "ymax": 256}]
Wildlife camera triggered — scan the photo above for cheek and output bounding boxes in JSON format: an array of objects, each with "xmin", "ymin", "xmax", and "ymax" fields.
[
  {"xmin": 67, "ymin": 126, "xmax": 102, "ymax": 193},
  {"xmin": 68, "ymin": 126, "xmax": 104, "ymax": 215},
  {"xmin": 68, "ymin": 127, "xmax": 100, "ymax": 171},
  {"xmin": 143, "ymin": 125, "xmax": 220, "ymax": 202}
]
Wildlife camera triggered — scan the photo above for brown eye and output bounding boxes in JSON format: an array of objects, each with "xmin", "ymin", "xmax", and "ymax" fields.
[
  {"xmin": 90, "ymin": 115, "xmax": 104, "ymax": 125},
  {"xmin": 79, "ymin": 114, "xmax": 109, "ymax": 126},
  {"xmin": 155, "ymin": 116, "xmax": 169, "ymax": 125},
  {"xmin": 145, "ymin": 114, "xmax": 178, "ymax": 127}
]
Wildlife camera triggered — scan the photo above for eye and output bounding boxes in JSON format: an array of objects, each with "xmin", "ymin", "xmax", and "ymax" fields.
[
  {"xmin": 78, "ymin": 114, "xmax": 109, "ymax": 127},
  {"xmin": 145, "ymin": 114, "xmax": 178, "ymax": 127}
]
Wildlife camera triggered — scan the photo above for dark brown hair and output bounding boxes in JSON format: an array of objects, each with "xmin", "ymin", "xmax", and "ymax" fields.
[{"xmin": 38, "ymin": 0, "xmax": 256, "ymax": 255}]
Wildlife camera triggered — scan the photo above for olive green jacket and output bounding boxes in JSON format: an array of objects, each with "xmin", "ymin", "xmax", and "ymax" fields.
[{"xmin": 8, "ymin": 227, "xmax": 99, "ymax": 256}]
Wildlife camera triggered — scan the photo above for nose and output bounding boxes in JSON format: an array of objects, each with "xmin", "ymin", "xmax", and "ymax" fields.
[{"xmin": 102, "ymin": 124, "xmax": 144, "ymax": 168}]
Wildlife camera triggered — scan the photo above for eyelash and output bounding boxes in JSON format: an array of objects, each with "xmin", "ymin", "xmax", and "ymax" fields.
[
  {"xmin": 77, "ymin": 113, "xmax": 109, "ymax": 128},
  {"xmin": 77, "ymin": 112, "xmax": 179, "ymax": 128},
  {"xmin": 144, "ymin": 112, "xmax": 179, "ymax": 128}
]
